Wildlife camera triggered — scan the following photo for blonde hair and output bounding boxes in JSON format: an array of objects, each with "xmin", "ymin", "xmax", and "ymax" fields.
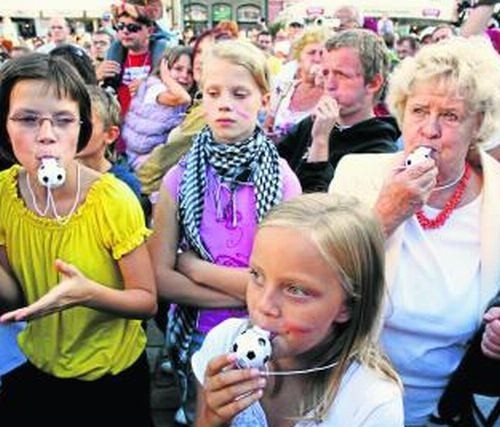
[
  {"xmin": 200, "ymin": 39, "xmax": 270, "ymax": 94},
  {"xmin": 259, "ymin": 193, "xmax": 401, "ymax": 422},
  {"xmin": 86, "ymin": 85, "xmax": 121, "ymax": 129},
  {"xmin": 387, "ymin": 36, "xmax": 500, "ymax": 146},
  {"xmin": 291, "ymin": 27, "xmax": 328, "ymax": 61}
]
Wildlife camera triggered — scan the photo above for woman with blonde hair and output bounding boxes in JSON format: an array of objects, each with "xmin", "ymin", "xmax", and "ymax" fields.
[
  {"xmin": 331, "ymin": 36, "xmax": 500, "ymax": 425},
  {"xmin": 264, "ymin": 28, "xmax": 327, "ymax": 140}
]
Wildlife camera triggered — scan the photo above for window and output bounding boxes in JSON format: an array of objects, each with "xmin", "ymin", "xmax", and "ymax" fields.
[{"xmin": 237, "ymin": 4, "xmax": 261, "ymax": 22}]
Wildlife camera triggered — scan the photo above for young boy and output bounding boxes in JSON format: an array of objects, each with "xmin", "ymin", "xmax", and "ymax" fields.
[{"xmin": 76, "ymin": 86, "xmax": 143, "ymax": 202}]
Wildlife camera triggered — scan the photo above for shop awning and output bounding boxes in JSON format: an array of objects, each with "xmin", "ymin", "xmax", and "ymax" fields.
[
  {"xmin": 0, "ymin": 0, "xmax": 115, "ymax": 19},
  {"xmin": 279, "ymin": 0, "xmax": 458, "ymax": 22}
]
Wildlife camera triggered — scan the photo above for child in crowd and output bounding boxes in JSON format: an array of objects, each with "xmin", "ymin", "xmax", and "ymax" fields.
[
  {"xmin": 148, "ymin": 40, "xmax": 302, "ymax": 424},
  {"xmin": 0, "ymin": 54, "xmax": 156, "ymax": 425},
  {"xmin": 76, "ymin": 85, "xmax": 142, "ymax": 200},
  {"xmin": 122, "ymin": 46, "xmax": 194, "ymax": 171},
  {"xmin": 193, "ymin": 193, "xmax": 404, "ymax": 426}
]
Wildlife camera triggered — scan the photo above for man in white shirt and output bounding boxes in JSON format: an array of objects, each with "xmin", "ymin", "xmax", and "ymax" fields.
[{"xmin": 37, "ymin": 17, "xmax": 73, "ymax": 54}]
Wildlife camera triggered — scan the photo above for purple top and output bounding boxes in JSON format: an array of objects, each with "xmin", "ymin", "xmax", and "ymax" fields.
[{"xmin": 163, "ymin": 158, "xmax": 301, "ymax": 334}]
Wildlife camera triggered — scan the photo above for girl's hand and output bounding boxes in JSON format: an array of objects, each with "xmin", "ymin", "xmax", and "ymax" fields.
[
  {"xmin": 0, "ymin": 259, "xmax": 96, "ymax": 323},
  {"xmin": 199, "ymin": 354, "xmax": 267, "ymax": 426},
  {"xmin": 482, "ymin": 307, "xmax": 500, "ymax": 360},
  {"xmin": 160, "ymin": 58, "xmax": 171, "ymax": 84}
]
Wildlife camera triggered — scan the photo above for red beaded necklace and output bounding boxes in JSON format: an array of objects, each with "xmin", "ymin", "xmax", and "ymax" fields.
[{"xmin": 416, "ymin": 163, "xmax": 472, "ymax": 230}]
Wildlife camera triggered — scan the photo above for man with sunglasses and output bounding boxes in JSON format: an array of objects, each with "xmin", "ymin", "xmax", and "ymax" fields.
[{"xmin": 97, "ymin": 1, "xmax": 167, "ymax": 121}]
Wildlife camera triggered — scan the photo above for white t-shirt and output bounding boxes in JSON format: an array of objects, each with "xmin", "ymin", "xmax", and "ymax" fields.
[
  {"xmin": 382, "ymin": 195, "xmax": 482, "ymax": 426},
  {"xmin": 192, "ymin": 318, "xmax": 404, "ymax": 427}
]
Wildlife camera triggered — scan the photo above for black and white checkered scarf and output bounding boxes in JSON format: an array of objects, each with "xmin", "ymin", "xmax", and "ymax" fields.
[
  {"xmin": 169, "ymin": 126, "xmax": 283, "ymax": 364},
  {"xmin": 178, "ymin": 125, "xmax": 282, "ymax": 261}
]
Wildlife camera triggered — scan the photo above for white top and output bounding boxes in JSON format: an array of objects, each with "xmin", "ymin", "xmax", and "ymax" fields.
[
  {"xmin": 192, "ymin": 318, "xmax": 404, "ymax": 427},
  {"xmin": 0, "ymin": 323, "xmax": 26, "ymax": 377},
  {"xmin": 269, "ymin": 80, "xmax": 312, "ymax": 136},
  {"xmin": 268, "ymin": 61, "xmax": 306, "ymax": 136},
  {"xmin": 382, "ymin": 195, "xmax": 482, "ymax": 426}
]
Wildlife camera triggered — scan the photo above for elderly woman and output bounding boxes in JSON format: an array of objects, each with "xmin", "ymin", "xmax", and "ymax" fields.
[
  {"xmin": 329, "ymin": 36, "xmax": 500, "ymax": 426},
  {"xmin": 264, "ymin": 28, "xmax": 326, "ymax": 139}
]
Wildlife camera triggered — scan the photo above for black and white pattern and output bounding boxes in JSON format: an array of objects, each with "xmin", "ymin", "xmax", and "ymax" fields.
[
  {"xmin": 168, "ymin": 126, "xmax": 283, "ymax": 365},
  {"xmin": 178, "ymin": 125, "xmax": 282, "ymax": 261}
]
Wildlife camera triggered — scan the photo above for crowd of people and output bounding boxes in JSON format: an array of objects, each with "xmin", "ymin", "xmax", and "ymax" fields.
[{"xmin": 0, "ymin": 0, "xmax": 499, "ymax": 426}]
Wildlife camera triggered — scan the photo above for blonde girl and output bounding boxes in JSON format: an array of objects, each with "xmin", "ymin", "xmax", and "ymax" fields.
[
  {"xmin": 148, "ymin": 39, "xmax": 301, "ymax": 424},
  {"xmin": 193, "ymin": 194, "xmax": 403, "ymax": 426}
]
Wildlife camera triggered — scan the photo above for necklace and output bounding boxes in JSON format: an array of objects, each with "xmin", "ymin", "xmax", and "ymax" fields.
[
  {"xmin": 26, "ymin": 172, "xmax": 50, "ymax": 216},
  {"xmin": 432, "ymin": 164, "xmax": 467, "ymax": 192},
  {"xmin": 263, "ymin": 360, "xmax": 339, "ymax": 376},
  {"xmin": 26, "ymin": 164, "xmax": 81, "ymax": 225},
  {"xmin": 416, "ymin": 163, "xmax": 472, "ymax": 230}
]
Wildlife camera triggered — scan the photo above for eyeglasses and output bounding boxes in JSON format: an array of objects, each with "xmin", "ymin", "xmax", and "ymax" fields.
[
  {"xmin": 114, "ymin": 22, "xmax": 144, "ymax": 33},
  {"xmin": 9, "ymin": 114, "xmax": 82, "ymax": 132}
]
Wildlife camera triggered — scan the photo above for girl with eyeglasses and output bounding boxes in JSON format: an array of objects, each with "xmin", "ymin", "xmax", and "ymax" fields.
[{"xmin": 0, "ymin": 53, "xmax": 156, "ymax": 425}]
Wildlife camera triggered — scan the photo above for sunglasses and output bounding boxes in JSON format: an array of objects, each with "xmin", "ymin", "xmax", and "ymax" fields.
[{"xmin": 114, "ymin": 22, "xmax": 144, "ymax": 33}]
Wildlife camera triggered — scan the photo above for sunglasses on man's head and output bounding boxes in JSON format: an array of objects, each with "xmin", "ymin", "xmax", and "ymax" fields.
[{"xmin": 114, "ymin": 22, "xmax": 143, "ymax": 33}]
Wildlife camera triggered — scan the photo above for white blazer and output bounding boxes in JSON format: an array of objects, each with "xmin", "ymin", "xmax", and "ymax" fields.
[{"xmin": 330, "ymin": 150, "xmax": 500, "ymax": 325}]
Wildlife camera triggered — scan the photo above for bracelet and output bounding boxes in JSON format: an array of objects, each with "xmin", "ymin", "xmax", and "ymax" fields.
[{"xmin": 471, "ymin": 0, "xmax": 498, "ymax": 8}]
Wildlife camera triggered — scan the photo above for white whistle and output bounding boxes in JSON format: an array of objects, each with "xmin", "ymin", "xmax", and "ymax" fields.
[
  {"xmin": 37, "ymin": 157, "xmax": 66, "ymax": 189},
  {"xmin": 232, "ymin": 325, "xmax": 272, "ymax": 369},
  {"xmin": 405, "ymin": 146, "xmax": 433, "ymax": 167}
]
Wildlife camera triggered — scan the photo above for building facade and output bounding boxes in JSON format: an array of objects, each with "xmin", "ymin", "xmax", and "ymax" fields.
[
  {"xmin": 268, "ymin": 0, "xmax": 285, "ymax": 22},
  {"xmin": 181, "ymin": 0, "xmax": 269, "ymax": 33}
]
